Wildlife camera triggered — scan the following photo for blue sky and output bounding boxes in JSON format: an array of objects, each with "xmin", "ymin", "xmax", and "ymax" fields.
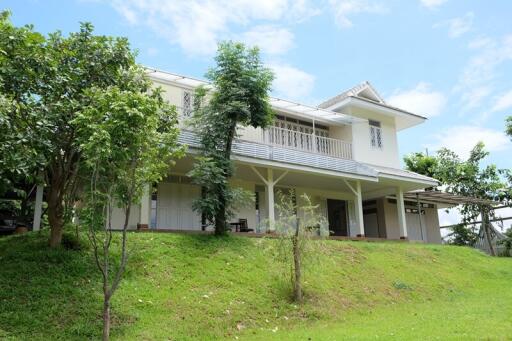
[{"xmin": 3, "ymin": 0, "xmax": 512, "ymax": 170}]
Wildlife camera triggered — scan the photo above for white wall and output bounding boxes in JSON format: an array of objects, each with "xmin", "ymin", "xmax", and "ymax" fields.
[
  {"xmin": 229, "ymin": 179, "xmax": 257, "ymax": 230},
  {"xmin": 381, "ymin": 198, "xmax": 442, "ymax": 243},
  {"xmin": 109, "ymin": 204, "xmax": 141, "ymax": 230},
  {"xmin": 343, "ymin": 107, "xmax": 400, "ymax": 168}
]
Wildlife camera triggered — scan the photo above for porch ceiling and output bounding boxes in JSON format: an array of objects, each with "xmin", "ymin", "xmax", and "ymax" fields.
[{"xmin": 168, "ymin": 157, "xmax": 433, "ymax": 197}]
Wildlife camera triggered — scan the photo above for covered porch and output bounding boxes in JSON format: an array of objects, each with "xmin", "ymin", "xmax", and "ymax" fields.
[{"xmin": 131, "ymin": 155, "xmax": 437, "ymax": 242}]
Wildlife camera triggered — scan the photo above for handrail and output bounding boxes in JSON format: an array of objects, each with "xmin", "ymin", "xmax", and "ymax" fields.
[{"xmin": 259, "ymin": 126, "xmax": 352, "ymax": 160}]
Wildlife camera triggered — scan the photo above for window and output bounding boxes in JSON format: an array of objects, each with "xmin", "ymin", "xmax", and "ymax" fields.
[
  {"xmin": 369, "ymin": 120, "xmax": 383, "ymax": 149},
  {"xmin": 182, "ymin": 90, "xmax": 193, "ymax": 117}
]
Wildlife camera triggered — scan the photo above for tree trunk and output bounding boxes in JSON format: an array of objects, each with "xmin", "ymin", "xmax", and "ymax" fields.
[
  {"xmin": 102, "ymin": 296, "xmax": 111, "ymax": 341},
  {"xmin": 292, "ymin": 220, "xmax": 302, "ymax": 303},
  {"xmin": 214, "ymin": 121, "xmax": 237, "ymax": 236},
  {"xmin": 482, "ymin": 207, "xmax": 496, "ymax": 256},
  {"xmin": 48, "ymin": 182, "xmax": 64, "ymax": 248},
  {"xmin": 214, "ymin": 199, "xmax": 227, "ymax": 235}
]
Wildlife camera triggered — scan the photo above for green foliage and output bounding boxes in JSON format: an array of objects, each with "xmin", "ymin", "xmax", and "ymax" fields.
[
  {"xmin": 446, "ymin": 223, "xmax": 478, "ymax": 246},
  {"xmin": 1, "ymin": 232, "xmax": 512, "ymax": 340},
  {"xmin": 505, "ymin": 116, "xmax": 512, "ymax": 139},
  {"xmin": 189, "ymin": 41, "xmax": 274, "ymax": 234},
  {"xmin": 403, "ymin": 152, "xmax": 438, "ymax": 179},
  {"xmin": 0, "ymin": 12, "xmax": 149, "ymax": 245},
  {"xmin": 61, "ymin": 231, "xmax": 89, "ymax": 251},
  {"xmin": 404, "ymin": 142, "xmax": 507, "ymax": 245},
  {"xmin": 498, "ymin": 228, "xmax": 512, "ymax": 256},
  {"xmin": 0, "ymin": 11, "xmax": 47, "ymax": 193},
  {"xmin": 392, "ymin": 280, "xmax": 413, "ymax": 290},
  {"xmin": 74, "ymin": 68, "xmax": 183, "ymax": 211},
  {"xmin": 73, "ymin": 66, "xmax": 183, "ymax": 340},
  {"xmin": 272, "ymin": 190, "xmax": 328, "ymax": 301}
]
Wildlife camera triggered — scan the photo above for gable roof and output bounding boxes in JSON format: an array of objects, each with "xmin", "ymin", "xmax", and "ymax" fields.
[
  {"xmin": 318, "ymin": 81, "xmax": 427, "ymax": 131},
  {"xmin": 318, "ymin": 81, "xmax": 385, "ymax": 109}
]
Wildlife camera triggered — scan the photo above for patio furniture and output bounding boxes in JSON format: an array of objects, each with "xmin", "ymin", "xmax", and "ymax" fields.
[
  {"xmin": 229, "ymin": 219, "xmax": 254, "ymax": 232},
  {"xmin": 238, "ymin": 219, "xmax": 254, "ymax": 233}
]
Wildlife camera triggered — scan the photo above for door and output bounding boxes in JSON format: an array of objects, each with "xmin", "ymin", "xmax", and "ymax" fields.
[
  {"xmin": 157, "ymin": 182, "xmax": 201, "ymax": 230},
  {"xmin": 327, "ymin": 199, "xmax": 348, "ymax": 236},
  {"xmin": 406, "ymin": 211, "xmax": 426, "ymax": 241}
]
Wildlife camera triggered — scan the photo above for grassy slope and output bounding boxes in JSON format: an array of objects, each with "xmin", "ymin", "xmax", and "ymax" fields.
[{"xmin": 0, "ymin": 231, "xmax": 511, "ymax": 340}]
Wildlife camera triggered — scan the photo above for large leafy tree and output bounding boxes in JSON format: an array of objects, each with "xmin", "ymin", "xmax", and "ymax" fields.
[
  {"xmin": 189, "ymin": 41, "xmax": 274, "ymax": 235},
  {"xmin": 404, "ymin": 142, "xmax": 506, "ymax": 247},
  {"xmin": 0, "ymin": 11, "xmax": 46, "ymax": 194},
  {"xmin": 0, "ymin": 13, "xmax": 146, "ymax": 247},
  {"xmin": 75, "ymin": 74, "xmax": 183, "ymax": 340}
]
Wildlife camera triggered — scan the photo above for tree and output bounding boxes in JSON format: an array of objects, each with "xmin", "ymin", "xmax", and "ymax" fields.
[
  {"xmin": 189, "ymin": 41, "xmax": 274, "ymax": 235},
  {"xmin": 272, "ymin": 190, "xmax": 327, "ymax": 303},
  {"xmin": 404, "ymin": 143, "xmax": 506, "ymax": 249},
  {"xmin": 75, "ymin": 71, "xmax": 183, "ymax": 340},
  {"xmin": 403, "ymin": 152, "xmax": 437, "ymax": 179},
  {"xmin": 0, "ymin": 11, "xmax": 46, "ymax": 195},
  {"xmin": 0, "ymin": 14, "xmax": 143, "ymax": 247},
  {"xmin": 505, "ymin": 116, "xmax": 512, "ymax": 139}
]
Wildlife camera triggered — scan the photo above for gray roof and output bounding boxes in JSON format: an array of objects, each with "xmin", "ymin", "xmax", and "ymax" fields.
[
  {"xmin": 318, "ymin": 81, "xmax": 385, "ymax": 109},
  {"xmin": 318, "ymin": 82, "xmax": 428, "ymax": 121},
  {"xmin": 364, "ymin": 163, "xmax": 439, "ymax": 185}
]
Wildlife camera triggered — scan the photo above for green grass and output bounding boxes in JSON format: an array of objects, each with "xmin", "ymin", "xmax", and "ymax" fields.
[{"xmin": 0, "ymin": 231, "xmax": 511, "ymax": 340}]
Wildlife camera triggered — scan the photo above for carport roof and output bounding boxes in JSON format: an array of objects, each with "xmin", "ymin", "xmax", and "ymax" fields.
[{"xmin": 403, "ymin": 190, "xmax": 500, "ymax": 206}]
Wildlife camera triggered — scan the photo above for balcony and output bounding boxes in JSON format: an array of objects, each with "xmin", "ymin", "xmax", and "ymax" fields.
[{"xmin": 239, "ymin": 126, "xmax": 353, "ymax": 160}]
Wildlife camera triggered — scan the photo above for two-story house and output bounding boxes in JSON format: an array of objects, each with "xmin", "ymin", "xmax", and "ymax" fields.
[{"xmin": 111, "ymin": 67, "xmax": 443, "ymax": 243}]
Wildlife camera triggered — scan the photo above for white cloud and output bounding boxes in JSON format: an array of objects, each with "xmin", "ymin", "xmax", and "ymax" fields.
[
  {"xmin": 434, "ymin": 12, "xmax": 474, "ymax": 38},
  {"xmin": 387, "ymin": 82, "xmax": 446, "ymax": 117},
  {"xmin": 328, "ymin": 0, "xmax": 387, "ymax": 28},
  {"xmin": 467, "ymin": 36, "xmax": 493, "ymax": 50},
  {"xmin": 109, "ymin": 0, "xmax": 319, "ymax": 56},
  {"xmin": 455, "ymin": 34, "xmax": 512, "ymax": 110},
  {"xmin": 269, "ymin": 63, "xmax": 315, "ymax": 100},
  {"xmin": 240, "ymin": 25, "xmax": 294, "ymax": 55},
  {"xmin": 492, "ymin": 90, "xmax": 512, "ymax": 113},
  {"xmin": 420, "ymin": 0, "xmax": 448, "ymax": 9},
  {"xmin": 427, "ymin": 126, "xmax": 511, "ymax": 159}
]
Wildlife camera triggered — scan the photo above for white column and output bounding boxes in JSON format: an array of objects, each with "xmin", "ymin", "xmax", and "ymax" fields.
[
  {"xmin": 32, "ymin": 185, "xmax": 44, "ymax": 231},
  {"xmin": 139, "ymin": 184, "xmax": 151, "ymax": 228},
  {"xmin": 396, "ymin": 187, "xmax": 408, "ymax": 239},
  {"xmin": 353, "ymin": 180, "xmax": 365, "ymax": 237},
  {"xmin": 267, "ymin": 169, "xmax": 275, "ymax": 231}
]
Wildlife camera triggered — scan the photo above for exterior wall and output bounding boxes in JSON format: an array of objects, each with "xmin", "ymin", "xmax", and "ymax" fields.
[
  {"xmin": 152, "ymin": 80, "xmax": 186, "ymax": 108},
  {"xmin": 329, "ymin": 124, "xmax": 352, "ymax": 144},
  {"xmin": 424, "ymin": 207, "xmax": 442, "ymax": 244},
  {"xmin": 229, "ymin": 179, "xmax": 257, "ymax": 230},
  {"xmin": 110, "ymin": 204, "xmax": 141, "ymax": 230},
  {"xmin": 380, "ymin": 198, "xmax": 442, "ymax": 243},
  {"xmin": 382, "ymin": 199, "xmax": 401, "ymax": 239},
  {"xmin": 344, "ymin": 107, "xmax": 400, "ymax": 168},
  {"xmin": 156, "ymin": 181, "xmax": 202, "ymax": 230},
  {"xmin": 296, "ymin": 187, "xmax": 355, "ymax": 236}
]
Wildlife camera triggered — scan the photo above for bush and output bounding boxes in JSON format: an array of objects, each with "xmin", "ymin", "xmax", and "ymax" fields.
[{"xmin": 61, "ymin": 231, "xmax": 88, "ymax": 251}]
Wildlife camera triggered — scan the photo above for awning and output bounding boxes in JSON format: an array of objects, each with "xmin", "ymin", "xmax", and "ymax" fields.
[{"xmin": 403, "ymin": 190, "xmax": 500, "ymax": 206}]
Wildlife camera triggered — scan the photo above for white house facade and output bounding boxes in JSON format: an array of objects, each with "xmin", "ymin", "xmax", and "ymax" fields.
[{"xmin": 112, "ymin": 67, "xmax": 444, "ymax": 243}]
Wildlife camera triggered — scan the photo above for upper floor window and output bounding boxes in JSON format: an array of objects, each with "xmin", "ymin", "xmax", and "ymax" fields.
[
  {"xmin": 182, "ymin": 90, "xmax": 193, "ymax": 117},
  {"xmin": 369, "ymin": 120, "xmax": 383, "ymax": 149}
]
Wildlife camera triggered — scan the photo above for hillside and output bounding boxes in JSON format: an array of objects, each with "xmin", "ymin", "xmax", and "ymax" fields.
[{"xmin": 0, "ymin": 231, "xmax": 511, "ymax": 340}]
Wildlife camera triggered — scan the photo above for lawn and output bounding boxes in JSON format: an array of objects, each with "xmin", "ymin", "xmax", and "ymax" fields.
[{"xmin": 0, "ymin": 231, "xmax": 511, "ymax": 340}]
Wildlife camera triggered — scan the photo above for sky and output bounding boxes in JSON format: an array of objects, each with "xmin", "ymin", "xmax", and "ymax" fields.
[{"xmin": 3, "ymin": 0, "xmax": 512, "ymax": 228}]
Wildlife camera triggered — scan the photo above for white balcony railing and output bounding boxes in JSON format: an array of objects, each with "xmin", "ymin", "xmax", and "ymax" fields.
[{"xmin": 240, "ymin": 126, "xmax": 353, "ymax": 160}]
